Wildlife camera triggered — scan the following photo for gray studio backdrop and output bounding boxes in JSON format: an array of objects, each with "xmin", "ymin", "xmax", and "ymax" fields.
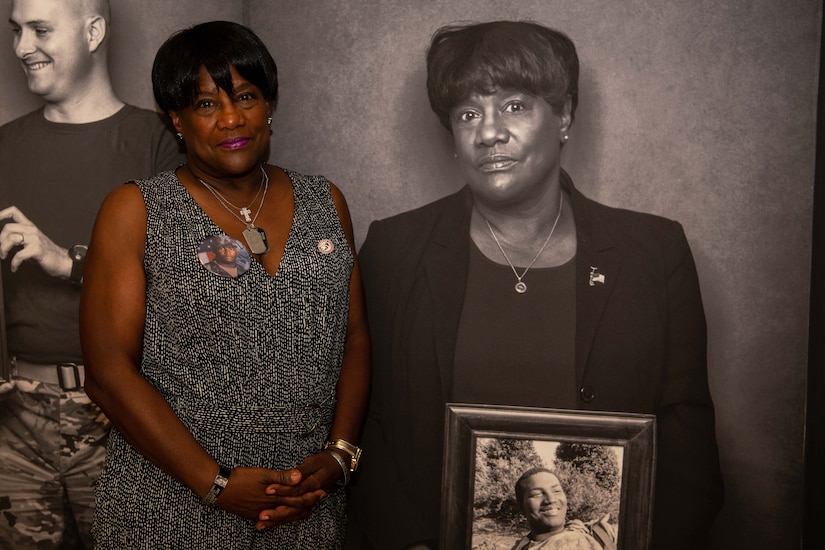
[{"xmin": 0, "ymin": 1, "xmax": 819, "ymax": 548}]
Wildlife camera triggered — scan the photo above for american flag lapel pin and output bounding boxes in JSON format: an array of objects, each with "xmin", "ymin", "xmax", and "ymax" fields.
[{"xmin": 589, "ymin": 266, "xmax": 605, "ymax": 286}]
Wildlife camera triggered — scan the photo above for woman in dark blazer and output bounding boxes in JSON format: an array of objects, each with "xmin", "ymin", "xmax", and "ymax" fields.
[{"xmin": 348, "ymin": 21, "xmax": 723, "ymax": 550}]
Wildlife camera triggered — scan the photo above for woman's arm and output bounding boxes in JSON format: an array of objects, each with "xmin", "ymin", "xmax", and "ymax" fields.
[
  {"xmin": 327, "ymin": 182, "xmax": 371, "ymax": 448},
  {"xmin": 80, "ymin": 183, "xmax": 320, "ymax": 523},
  {"xmin": 652, "ymin": 222, "xmax": 724, "ymax": 547}
]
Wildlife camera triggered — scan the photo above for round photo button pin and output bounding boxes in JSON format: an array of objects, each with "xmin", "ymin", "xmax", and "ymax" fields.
[{"xmin": 197, "ymin": 235, "xmax": 252, "ymax": 278}]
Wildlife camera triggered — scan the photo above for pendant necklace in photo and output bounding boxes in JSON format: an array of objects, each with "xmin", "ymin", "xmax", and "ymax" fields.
[
  {"xmin": 483, "ymin": 193, "xmax": 563, "ymax": 294},
  {"xmin": 197, "ymin": 165, "xmax": 270, "ymax": 254}
]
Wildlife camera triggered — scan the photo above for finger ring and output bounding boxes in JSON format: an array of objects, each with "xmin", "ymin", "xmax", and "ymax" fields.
[{"xmin": 16, "ymin": 233, "xmax": 24, "ymax": 245}]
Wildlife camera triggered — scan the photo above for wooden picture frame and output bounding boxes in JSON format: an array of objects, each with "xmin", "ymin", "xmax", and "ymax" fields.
[
  {"xmin": 441, "ymin": 404, "xmax": 656, "ymax": 550},
  {"xmin": 0, "ymin": 267, "xmax": 8, "ymax": 383}
]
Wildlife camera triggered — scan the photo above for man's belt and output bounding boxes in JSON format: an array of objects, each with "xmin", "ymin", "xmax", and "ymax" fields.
[{"xmin": 11, "ymin": 357, "xmax": 86, "ymax": 391}]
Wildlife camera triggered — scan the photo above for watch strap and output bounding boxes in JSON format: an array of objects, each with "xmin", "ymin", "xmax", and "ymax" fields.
[
  {"xmin": 68, "ymin": 245, "xmax": 87, "ymax": 285},
  {"xmin": 202, "ymin": 465, "xmax": 231, "ymax": 506}
]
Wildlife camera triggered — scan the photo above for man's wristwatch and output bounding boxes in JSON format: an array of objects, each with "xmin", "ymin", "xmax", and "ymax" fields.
[{"xmin": 68, "ymin": 245, "xmax": 88, "ymax": 286}]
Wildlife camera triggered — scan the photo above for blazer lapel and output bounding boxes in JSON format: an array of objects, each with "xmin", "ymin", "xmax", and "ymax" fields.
[
  {"xmin": 423, "ymin": 188, "xmax": 473, "ymax": 400},
  {"xmin": 567, "ymin": 178, "xmax": 622, "ymax": 386}
]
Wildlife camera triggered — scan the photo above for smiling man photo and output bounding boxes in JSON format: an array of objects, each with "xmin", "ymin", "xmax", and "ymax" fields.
[
  {"xmin": 510, "ymin": 467, "xmax": 603, "ymax": 550},
  {"xmin": 0, "ymin": 0, "xmax": 182, "ymax": 547}
]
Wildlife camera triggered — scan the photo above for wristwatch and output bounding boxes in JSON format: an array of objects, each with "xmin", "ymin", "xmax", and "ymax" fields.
[
  {"xmin": 68, "ymin": 245, "xmax": 88, "ymax": 286},
  {"xmin": 202, "ymin": 465, "xmax": 231, "ymax": 506},
  {"xmin": 324, "ymin": 438, "xmax": 362, "ymax": 473}
]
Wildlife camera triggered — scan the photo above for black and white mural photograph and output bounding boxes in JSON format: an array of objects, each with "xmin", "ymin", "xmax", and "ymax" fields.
[{"xmin": 0, "ymin": 1, "xmax": 820, "ymax": 549}]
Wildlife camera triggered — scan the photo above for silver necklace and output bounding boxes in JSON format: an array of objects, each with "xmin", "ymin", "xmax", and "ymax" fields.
[
  {"xmin": 483, "ymin": 193, "xmax": 564, "ymax": 294},
  {"xmin": 202, "ymin": 172, "xmax": 265, "ymax": 223},
  {"xmin": 197, "ymin": 165, "xmax": 270, "ymax": 254}
]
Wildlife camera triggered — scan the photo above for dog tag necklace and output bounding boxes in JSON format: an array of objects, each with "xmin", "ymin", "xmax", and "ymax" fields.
[
  {"xmin": 197, "ymin": 165, "xmax": 270, "ymax": 254},
  {"xmin": 483, "ymin": 193, "xmax": 563, "ymax": 294}
]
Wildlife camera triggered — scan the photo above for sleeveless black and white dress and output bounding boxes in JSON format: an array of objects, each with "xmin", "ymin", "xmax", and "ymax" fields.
[{"xmin": 92, "ymin": 168, "xmax": 352, "ymax": 549}]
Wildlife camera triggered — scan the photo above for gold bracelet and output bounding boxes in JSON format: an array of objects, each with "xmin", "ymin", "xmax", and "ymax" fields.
[{"xmin": 324, "ymin": 438, "xmax": 362, "ymax": 472}]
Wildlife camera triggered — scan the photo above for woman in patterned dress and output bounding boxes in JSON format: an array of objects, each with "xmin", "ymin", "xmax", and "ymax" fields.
[{"xmin": 80, "ymin": 21, "xmax": 369, "ymax": 548}]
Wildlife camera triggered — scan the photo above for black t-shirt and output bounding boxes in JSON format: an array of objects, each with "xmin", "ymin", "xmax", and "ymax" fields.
[{"xmin": 0, "ymin": 105, "xmax": 183, "ymax": 362}]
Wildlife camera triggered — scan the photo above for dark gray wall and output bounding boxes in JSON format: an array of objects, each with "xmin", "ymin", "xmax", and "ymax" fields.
[{"xmin": 0, "ymin": 1, "xmax": 818, "ymax": 547}]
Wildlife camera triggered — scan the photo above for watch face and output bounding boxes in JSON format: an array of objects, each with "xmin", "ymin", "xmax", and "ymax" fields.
[{"xmin": 70, "ymin": 245, "xmax": 88, "ymax": 261}]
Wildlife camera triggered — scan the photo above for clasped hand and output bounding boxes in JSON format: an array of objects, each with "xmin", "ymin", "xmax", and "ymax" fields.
[{"xmin": 214, "ymin": 451, "xmax": 343, "ymax": 530}]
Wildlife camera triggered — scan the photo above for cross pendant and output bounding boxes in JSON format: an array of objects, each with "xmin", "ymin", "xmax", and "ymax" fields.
[{"xmin": 239, "ymin": 207, "xmax": 252, "ymax": 223}]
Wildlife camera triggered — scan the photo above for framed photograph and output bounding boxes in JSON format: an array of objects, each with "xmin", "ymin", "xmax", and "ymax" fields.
[{"xmin": 441, "ymin": 404, "xmax": 656, "ymax": 550}]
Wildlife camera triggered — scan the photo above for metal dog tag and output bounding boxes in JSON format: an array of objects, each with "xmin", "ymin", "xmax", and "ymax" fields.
[{"xmin": 243, "ymin": 227, "xmax": 269, "ymax": 254}]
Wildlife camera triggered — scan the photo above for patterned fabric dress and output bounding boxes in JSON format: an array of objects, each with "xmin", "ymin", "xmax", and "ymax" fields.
[{"xmin": 92, "ymin": 168, "xmax": 353, "ymax": 549}]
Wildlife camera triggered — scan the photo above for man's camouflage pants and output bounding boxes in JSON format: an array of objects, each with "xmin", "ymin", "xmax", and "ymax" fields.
[{"xmin": 0, "ymin": 379, "xmax": 109, "ymax": 549}]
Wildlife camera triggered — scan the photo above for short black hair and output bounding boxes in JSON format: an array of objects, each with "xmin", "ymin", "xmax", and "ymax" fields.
[
  {"xmin": 152, "ymin": 20, "xmax": 278, "ymax": 114},
  {"xmin": 514, "ymin": 466, "xmax": 563, "ymax": 504},
  {"xmin": 426, "ymin": 21, "xmax": 579, "ymax": 131}
]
